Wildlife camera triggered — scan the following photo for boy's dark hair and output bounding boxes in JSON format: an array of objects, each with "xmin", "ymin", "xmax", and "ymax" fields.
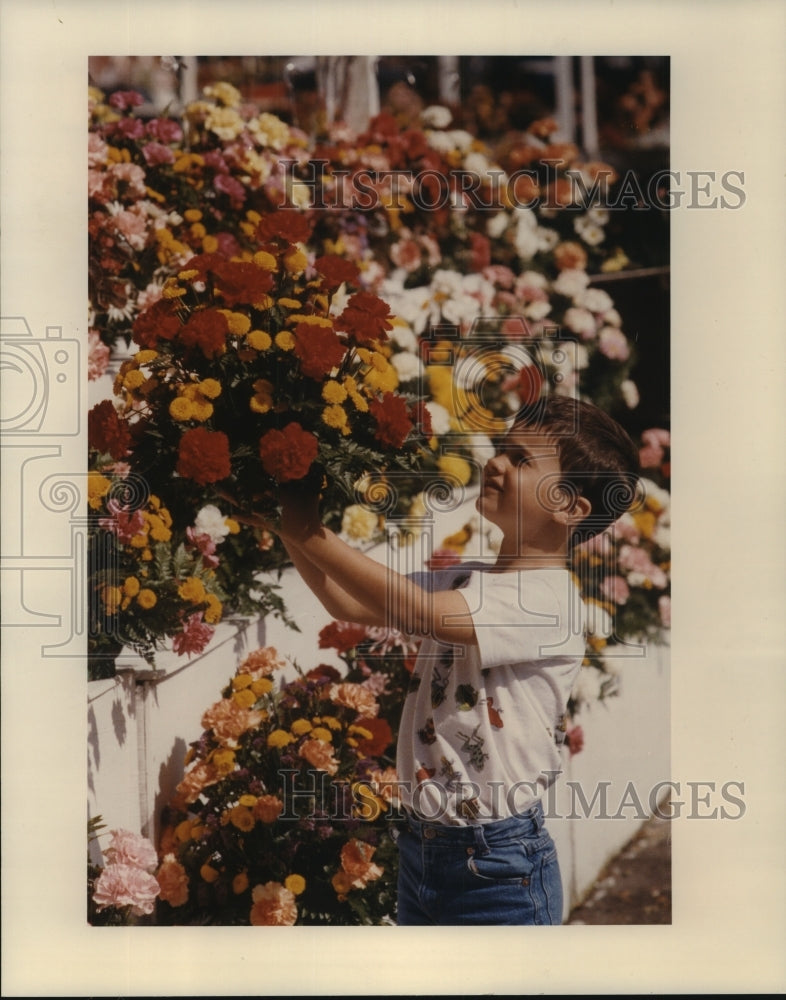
[{"xmin": 515, "ymin": 394, "xmax": 641, "ymax": 545}]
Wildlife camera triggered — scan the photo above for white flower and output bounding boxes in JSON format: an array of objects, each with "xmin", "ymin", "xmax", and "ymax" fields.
[
  {"xmin": 552, "ymin": 268, "xmax": 591, "ymax": 299},
  {"xmin": 574, "ymin": 219, "xmax": 605, "ymax": 246},
  {"xmin": 514, "ymin": 223, "xmax": 540, "ymax": 261},
  {"xmin": 524, "ymin": 299, "xmax": 552, "ymax": 321},
  {"xmin": 426, "ymin": 401, "xmax": 453, "ymax": 437},
  {"xmin": 575, "ymin": 287, "xmax": 614, "ymax": 314},
  {"xmin": 421, "ymin": 105, "xmax": 453, "ymax": 129},
  {"xmin": 448, "ymin": 129, "xmax": 474, "ymax": 153},
  {"xmin": 536, "ymin": 226, "xmax": 560, "ymax": 251},
  {"xmin": 601, "ymin": 307, "xmax": 623, "ymax": 327},
  {"xmin": 587, "ymin": 206, "xmax": 610, "ymax": 226},
  {"xmin": 571, "ymin": 665, "xmax": 603, "ymax": 707},
  {"xmin": 389, "ymin": 322, "xmax": 419, "ymax": 353},
  {"xmin": 288, "ymin": 181, "xmax": 312, "ymax": 209},
  {"xmin": 391, "ymin": 351, "xmax": 423, "ymax": 382},
  {"xmin": 464, "ymin": 151, "xmax": 493, "ymax": 178},
  {"xmin": 193, "ymin": 505, "xmax": 231, "ymax": 543},
  {"xmin": 563, "ymin": 306, "xmax": 597, "ymax": 339},
  {"xmin": 471, "ymin": 433, "xmax": 497, "ymax": 467},
  {"xmin": 339, "ymin": 504, "xmax": 380, "ymax": 545},
  {"xmin": 599, "ymin": 655, "xmax": 624, "ymax": 679},
  {"xmin": 621, "ymin": 379, "xmax": 640, "ymax": 408},
  {"xmin": 425, "ymin": 130, "xmax": 455, "ymax": 154},
  {"xmin": 442, "ymin": 293, "xmax": 480, "ymax": 328},
  {"xmin": 486, "ymin": 212, "xmax": 510, "ymax": 239}
]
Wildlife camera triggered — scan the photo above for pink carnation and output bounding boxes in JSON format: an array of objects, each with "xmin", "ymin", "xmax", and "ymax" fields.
[
  {"xmin": 201, "ymin": 697, "xmax": 265, "ymax": 745},
  {"xmin": 299, "ymin": 738, "xmax": 340, "ymax": 775},
  {"xmin": 104, "ymin": 829, "xmax": 158, "ymax": 871},
  {"xmin": 566, "ymin": 725, "xmax": 585, "ymax": 757},
  {"xmin": 329, "ymin": 682, "xmax": 379, "ymax": 718},
  {"xmin": 238, "ymin": 645, "xmax": 287, "ymax": 679},
  {"xmin": 250, "ymin": 881, "xmax": 298, "ymax": 926},
  {"xmin": 99, "ymin": 500, "xmax": 146, "ymax": 544},
  {"xmin": 599, "ymin": 575, "xmax": 630, "ymax": 606},
  {"xmin": 93, "ymin": 863, "xmax": 160, "ymax": 916},
  {"xmin": 88, "ymin": 330, "xmax": 111, "ymax": 381},
  {"xmin": 142, "ymin": 141, "xmax": 176, "ymax": 166},
  {"xmin": 172, "ymin": 612, "xmax": 214, "ymax": 658}
]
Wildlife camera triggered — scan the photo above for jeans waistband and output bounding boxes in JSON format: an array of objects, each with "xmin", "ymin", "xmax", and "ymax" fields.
[{"xmin": 405, "ymin": 800, "xmax": 545, "ymax": 852}]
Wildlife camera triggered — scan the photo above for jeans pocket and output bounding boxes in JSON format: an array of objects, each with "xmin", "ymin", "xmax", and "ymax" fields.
[{"xmin": 466, "ymin": 837, "xmax": 546, "ymax": 885}]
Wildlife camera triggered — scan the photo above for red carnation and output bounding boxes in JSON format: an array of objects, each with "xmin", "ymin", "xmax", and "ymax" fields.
[
  {"xmin": 255, "ymin": 209, "xmax": 313, "ymax": 245},
  {"xmin": 410, "ymin": 400, "xmax": 433, "ymax": 439},
  {"xmin": 355, "ymin": 716, "xmax": 393, "ymax": 757},
  {"xmin": 293, "ymin": 322, "xmax": 347, "ymax": 379},
  {"xmin": 318, "ymin": 620, "xmax": 369, "ymax": 653},
  {"xmin": 314, "ymin": 255, "xmax": 360, "ymax": 290},
  {"xmin": 212, "ymin": 260, "xmax": 274, "ymax": 307},
  {"xmin": 88, "ymin": 400, "xmax": 132, "ymax": 459},
  {"xmin": 176, "ymin": 427, "xmax": 231, "ymax": 485},
  {"xmin": 369, "ymin": 393, "xmax": 413, "ymax": 449},
  {"xmin": 178, "ymin": 308, "xmax": 229, "ymax": 358},
  {"xmin": 515, "ymin": 364, "xmax": 544, "ymax": 407},
  {"xmin": 132, "ymin": 299, "xmax": 181, "ymax": 349},
  {"xmin": 335, "ymin": 291, "xmax": 393, "ymax": 345},
  {"xmin": 258, "ymin": 422, "xmax": 319, "ymax": 483}
]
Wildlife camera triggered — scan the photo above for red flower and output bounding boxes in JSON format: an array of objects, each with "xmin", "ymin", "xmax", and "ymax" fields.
[
  {"xmin": 410, "ymin": 400, "xmax": 433, "ymax": 439},
  {"xmin": 132, "ymin": 299, "xmax": 181, "ymax": 349},
  {"xmin": 318, "ymin": 620, "xmax": 369, "ymax": 653},
  {"xmin": 304, "ymin": 663, "xmax": 343, "ymax": 684},
  {"xmin": 88, "ymin": 400, "xmax": 132, "ymax": 459},
  {"xmin": 515, "ymin": 364, "xmax": 544, "ymax": 407},
  {"xmin": 258, "ymin": 422, "xmax": 318, "ymax": 483},
  {"xmin": 369, "ymin": 393, "xmax": 413, "ymax": 449},
  {"xmin": 293, "ymin": 322, "xmax": 347, "ymax": 379},
  {"xmin": 172, "ymin": 612, "xmax": 214, "ymax": 658},
  {"xmin": 314, "ymin": 255, "xmax": 360, "ymax": 290},
  {"xmin": 255, "ymin": 210, "xmax": 313, "ymax": 245},
  {"xmin": 178, "ymin": 308, "xmax": 229, "ymax": 358},
  {"xmin": 566, "ymin": 725, "xmax": 585, "ymax": 757},
  {"xmin": 176, "ymin": 427, "xmax": 231, "ymax": 485},
  {"xmin": 355, "ymin": 716, "xmax": 393, "ymax": 757},
  {"xmin": 335, "ymin": 291, "xmax": 393, "ymax": 345},
  {"xmin": 213, "ymin": 260, "xmax": 274, "ymax": 307}
]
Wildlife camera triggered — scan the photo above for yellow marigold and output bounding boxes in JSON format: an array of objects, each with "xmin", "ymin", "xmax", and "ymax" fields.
[
  {"xmin": 169, "ymin": 396, "xmax": 195, "ymax": 421},
  {"xmin": 250, "ymin": 378, "xmax": 275, "ymax": 414},
  {"xmin": 274, "ymin": 330, "xmax": 295, "ymax": 351},
  {"xmin": 250, "ymin": 677, "xmax": 273, "ymax": 697},
  {"xmin": 437, "ymin": 455, "xmax": 473, "ymax": 487},
  {"xmin": 129, "ymin": 532, "xmax": 148, "ymax": 549},
  {"xmin": 291, "ymin": 718, "xmax": 313, "ymax": 736},
  {"xmin": 137, "ymin": 588, "xmax": 157, "ymax": 609},
  {"xmin": 198, "ymin": 378, "xmax": 222, "ymax": 399},
  {"xmin": 202, "ymin": 235, "xmax": 219, "ymax": 254},
  {"xmin": 184, "ymin": 208, "xmax": 203, "ymax": 222},
  {"xmin": 247, "ymin": 329, "xmax": 272, "ymax": 351},
  {"xmin": 322, "ymin": 404, "xmax": 349, "ymax": 431},
  {"xmin": 342, "ymin": 377, "xmax": 369, "ymax": 413},
  {"xmin": 178, "ymin": 576, "xmax": 206, "ymax": 603},
  {"xmin": 102, "ymin": 586, "xmax": 122, "ymax": 614},
  {"xmin": 287, "ymin": 314, "xmax": 333, "ymax": 328},
  {"xmin": 147, "ymin": 513, "xmax": 172, "ymax": 543},
  {"xmin": 284, "ymin": 874, "xmax": 306, "ymax": 896},
  {"xmin": 200, "ymin": 863, "xmax": 220, "ymax": 883},
  {"xmin": 348, "ymin": 724, "xmax": 374, "ymax": 741},
  {"xmin": 162, "ymin": 280, "xmax": 187, "ymax": 300},
  {"xmin": 311, "ymin": 727, "xmax": 333, "ymax": 743},
  {"xmin": 331, "ymin": 870, "xmax": 354, "ymax": 899},
  {"xmin": 225, "ymin": 518, "xmax": 240, "ymax": 534},
  {"xmin": 123, "ymin": 369, "xmax": 146, "ymax": 390},
  {"xmin": 229, "ymin": 805, "xmax": 255, "ymax": 832},
  {"xmin": 276, "ymin": 297, "xmax": 301, "ymax": 309},
  {"xmin": 175, "ymin": 819, "xmax": 193, "ymax": 842},
  {"xmin": 283, "ymin": 247, "xmax": 307, "ymax": 275},
  {"xmin": 267, "ymin": 729, "xmax": 294, "ymax": 749},
  {"xmin": 253, "ymin": 250, "xmax": 278, "ymax": 271},
  {"xmin": 189, "ymin": 222, "xmax": 207, "ymax": 240},
  {"xmin": 212, "ymin": 748, "xmax": 236, "ymax": 775},
  {"xmin": 322, "ymin": 380, "xmax": 347, "ymax": 404},
  {"xmin": 87, "ymin": 472, "xmax": 111, "ymax": 510},
  {"xmin": 192, "ymin": 399, "xmax": 214, "ymax": 422},
  {"xmin": 320, "ymin": 716, "xmax": 343, "ymax": 731},
  {"xmin": 232, "ymin": 673, "xmax": 254, "ymax": 690},
  {"xmin": 122, "ymin": 576, "xmax": 141, "ymax": 598},
  {"xmin": 239, "ymin": 794, "xmax": 258, "ymax": 808},
  {"xmin": 254, "ymin": 795, "xmax": 284, "ymax": 824},
  {"xmin": 364, "ymin": 366, "xmax": 398, "ymax": 393},
  {"xmin": 204, "ymin": 593, "xmax": 223, "ymax": 624},
  {"xmin": 233, "ymin": 872, "xmax": 249, "ymax": 895},
  {"xmin": 205, "ymin": 80, "xmax": 242, "ymax": 107},
  {"xmin": 219, "ymin": 310, "xmax": 252, "ymax": 336},
  {"xmin": 232, "ymin": 688, "xmax": 257, "ymax": 709}
]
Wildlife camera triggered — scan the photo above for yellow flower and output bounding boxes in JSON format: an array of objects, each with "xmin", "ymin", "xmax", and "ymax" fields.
[
  {"xmin": 291, "ymin": 718, "xmax": 313, "ymax": 737},
  {"xmin": 322, "ymin": 380, "xmax": 348, "ymax": 404},
  {"xmin": 225, "ymin": 517, "xmax": 240, "ymax": 535},
  {"xmin": 175, "ymin": 819, "xmax": 194, "ymax": 842},
  {"xmin": 232, "ymin": 688, "xmax": 257, "ymax": 709},
  {"xmin": 199, "ymin": 378, "xmax": 222, "ymax": 399},
  {"xmin": 123, "ymin": 369, "xmax": 146, "ymax": 390},
  {"xmin": 311, "ymin": 726, "xmax": 333, "ymax": 743},
  {"xmin": 348, "ymin": 724, "xmax": 374, "ymax": 741},
  {"xmin": 437, "ymin": 455, "xmax": 473, "ymax": 487},
  {"xmin": 283, "ymin": 247, "xmax": 308, "ymax": 275},
  {"xmin": 267, "ymin": 729, "xmax": 294, "ymax": 749},
  {"xmin": 232, "ymin": 673, "xmax": 254, "ymax": 690},
  {"xmin": 229, "ymin": 805, "xmax": 255, "ymax": 832},
  {"xmin": 122, "ymin": 576, "xmax": 141, "ymax": 598},
  {"xmin": 252, "ymin": 250, "xmax": 278, "ymax": 271},
  {"xmin": 147, "ymin": 513, "xmax": 172, "ymax": 543},
  {"xmin": 233, "ymin": 872, "xmax": 249, "ymax": 895},
  {"xmin": 202, "ymin": 235, "xmax": 219, "ymax": 254},
  {"xmin": 219, "ymin": 310, "xmax": 252, "ymax": 336},
  {"xmin": 102, "ymin": 586, "xmax": 122, "ymax": 614},
  {"xmin": 250, "ymin": 677, "xmax": 273, "ymax": 697},
  {"xmin": 87, "ymin": 472, "xmax": 112, "ymax": 510},
  {"xmin": 287, "ymin": 314, "xmax": 333, "ymax": 328},
  {"xmin": 274, "ymin": 330, "xmax": 296, "ymax": 351},
  {"xmin": 169, "ymin": 396, "xmax": 195, "ymax": 421},
  {"xmin": 276, "ymin": 297, "xmax": 302, "ymax": 310},
  {"xmin": 200, "ymin": 863, "xmax": 220, "ymax": 883},
  {"xmin": 320, "ymin": 716, "xmax": 343, "ymax": 731},
  {"xmin": 250, "ymin": 378, "xmax": 275, "ymax": 414},
  {"xmin": 284, "ymin": 874, "xmax": 306, "ymax": 896},
  {"xmin": 189, "ymin": 222, "xmax": 207, "ymax": 240},
  {"xmin": 178, "ymin": 576, "xmax": 206, "ymax": 603},
  {"xmin": 247, "ymin": 329, "xmax": 273, "ymax": 351},
  {"xmin": 204, "ymin": 593, "xmax": 223, "ymax": 625},
  {"xmin": 322, "ymin": 404, "xmax": 349, "ymax": 432},
  {"xmin": 184, "ymin": 208, "xmax": 203, "ymax": 222},
  {"xmin": 213, "ymin": 748, "xmax": 236, "ymax": 775},
  {"xmin": 136, "ymin": 588, "xmax": 157, "ymax": 609},
  {"xmin": 239, "ymin": 794, "xmax": 258, "ymax": 808}
]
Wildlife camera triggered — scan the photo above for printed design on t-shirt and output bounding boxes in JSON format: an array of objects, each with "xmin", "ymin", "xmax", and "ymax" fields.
[
  {"xmin": 554, "ymin": 712, "xmax": 568, "ymax": 746},
  {"xmin": 438, "ymin": 755, "xmax": 463, "ymax": 791},
  {"xmin": 455, "ymin": 683, "xmax": 478, "ymax": 711},
  {"xmin": 417, "ymin": 716, "xmax": 436, "ymax": 745},
  {"xmin": 457, "ymin": 796, "xmax": 481, "ymax": 820},
  {"xmin": 449, "ymin": 572, "xmax": 472, "ymax": 590},
  {"xmin": 485, "ymin": 696, "xmax": 504, "ymax": 729},
  {"xmin": 430, "ymin": 665, "xmax": 450, "ymax": 708},
  {"xmin": 416, "ymin": 763, "xmax": 437, "ymax": 784},
  {"xmin": 456, "ymin": 724, "xmax": 490, "ymax": 771}
]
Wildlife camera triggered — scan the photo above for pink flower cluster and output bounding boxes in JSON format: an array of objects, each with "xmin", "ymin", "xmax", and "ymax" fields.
[{"xmin": 92, "ymin": 829, "xmax": 161, "ymax": 918}]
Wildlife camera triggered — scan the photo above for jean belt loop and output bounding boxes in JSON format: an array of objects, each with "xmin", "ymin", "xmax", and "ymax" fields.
[
  {"xmin": 533, "ymin": 799, "xmax": 544, "ymax": 832},
  {"xmin": 472, "ymin": 824, "xmax": 491, "ymax": 856}
]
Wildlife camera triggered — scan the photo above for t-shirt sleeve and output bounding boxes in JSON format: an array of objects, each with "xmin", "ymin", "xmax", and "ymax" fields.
[{"xmin": 457, "ymin": 572, "xmax": 586, "ymax": 669}]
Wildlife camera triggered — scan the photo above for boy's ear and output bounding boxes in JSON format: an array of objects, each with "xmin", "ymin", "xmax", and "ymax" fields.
[{"xmin": 554, "ymin": 493, "xmax": 592, "ymax": 526}]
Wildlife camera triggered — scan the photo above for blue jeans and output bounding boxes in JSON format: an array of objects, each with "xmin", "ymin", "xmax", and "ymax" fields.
[{"xmin": 395, "ymin": 801, "xmax": 563, "ymax": 925}]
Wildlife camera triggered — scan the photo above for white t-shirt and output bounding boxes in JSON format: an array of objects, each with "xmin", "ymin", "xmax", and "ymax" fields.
[{"xmin": 396, "ymin": 564, "xmax": 586, "ymax": 825}]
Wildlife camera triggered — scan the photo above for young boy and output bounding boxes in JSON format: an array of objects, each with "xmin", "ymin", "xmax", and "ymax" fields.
[{"xmin": 268, "ymin": 394, "xmax": 640, "ymax": 925}]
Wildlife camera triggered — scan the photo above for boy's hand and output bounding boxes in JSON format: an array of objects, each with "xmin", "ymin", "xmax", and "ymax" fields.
[{"xmin": 279, "ymin": 488, "xmax": 322, "ymax": 542}]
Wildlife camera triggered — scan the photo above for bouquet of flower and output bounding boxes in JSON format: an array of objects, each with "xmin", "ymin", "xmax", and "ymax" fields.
[
  {"xmin": 88, "ymin": 819, "xmax": 162, "ymax": 925},
  {"xmin": 156, "ymin": 631, "xmax": 418, "ymax": 925}
]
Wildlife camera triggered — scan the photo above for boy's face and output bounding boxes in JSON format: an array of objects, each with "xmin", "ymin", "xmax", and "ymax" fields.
[{"xmin": 476, "ymin": 424, "xmax": 567, "ymax": 545}]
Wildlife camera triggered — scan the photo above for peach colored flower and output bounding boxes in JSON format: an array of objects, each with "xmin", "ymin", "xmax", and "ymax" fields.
[
  {"xmin": 238, "ymin": 645, "xmax": 287, "ymax": 679},
  {"xmin": 93, "ymin": 863, "xmax": 160, "ymax": 916},
  {"xmin": 201, "ymin": 697, "xmax": 265, "ymax": 746},
  {"xmin": 253, "ymin": 794, "xmax": 284, "ymax": 824},
  {"xmin": 175, "ymin": 761, "xmax": 220, "ymax": 806},
  {"xmin": 104, "ymin": 829, "xmax": 158, "ymax": 871},
  {"xmin": 328, "ymin": 682, "xmax": 379, "ymax": 718},
  {"xmin": 88, "ymin": 330, "xmax": 111, "ymax": 381},
  {"xmin": 339, "ymin": 838, "xmax": 384, "ymax": 888},
  {"xmin": 553, "ymin": 240, "xmax": 588, "ymax": 272},
  {"xmin": 298, "ymin": 738, "xmax": 339, "ymax": 775},
  {"xmin": 249, "ymin": 881, "xmax": 297, "ymax": 925},
  {"xmin": 156, "ymin": 854, "xmax": 189, "ymax": 907}
]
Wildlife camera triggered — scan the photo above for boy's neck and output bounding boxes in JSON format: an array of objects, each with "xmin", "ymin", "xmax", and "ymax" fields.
[{"xmin": 491, "ymin": 542, "xmax": 569, "ymax": 572}]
